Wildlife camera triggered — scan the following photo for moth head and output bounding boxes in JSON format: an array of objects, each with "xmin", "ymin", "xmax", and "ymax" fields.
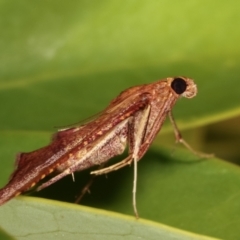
[{"xmin": 169, "ymin": 77, "xmax": 197, "ymax": 99}]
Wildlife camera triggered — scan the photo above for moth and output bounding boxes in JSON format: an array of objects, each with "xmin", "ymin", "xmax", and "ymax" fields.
[{"xmin": 0, "ymin": 76, "xmax": 205, "ymax": 217}]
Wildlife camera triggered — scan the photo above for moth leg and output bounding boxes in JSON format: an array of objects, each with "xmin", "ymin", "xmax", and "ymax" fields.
[
  {"xmin": 37, "ymin": 168, "xmax": 73, "ymax": 191},
  {"xmin": 75, "ymin": 163, "xmax": 105, "ymax": 203},
  {"xmin": 129, "ymin": 105, "xmax": 151, "ymax": 218},
  {"xmin": 75, "ymin": 174, "xmax": 96, "ymax": 203},
  {"xmin": 92, "ymin": 105, "xmax": 151, "ymax": 218},
  {"xmin": 168, "ymin": 111, "xmax": 214, "ymax": 158},
  {"xmin": 71, "ymin": 173, "xmax": 75, "ymax": 182},
  {"xmin": 91, "ymin": 155, "xmax": 133, "ymax": 175},
  {"xmin": 93, "ymin": 105, "xmax": 151, "ymax": 176}
]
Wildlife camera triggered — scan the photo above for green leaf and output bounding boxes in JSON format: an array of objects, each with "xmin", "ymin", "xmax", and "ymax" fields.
[
  {"xmin": 0, "ymin": 197, "xmax": 219, "ymax": 240},
  {"xmin": 0, "ymin": 227, "xmax": 14, "ymax": 240},
  {"xmin": 1, "ymin": 138, "xmax": 240, "ymax": 239},
  {"xmin": 0, "ymin": 0, "xmax": 240, "ymax": 240},
  {"xmin": 0, "ymin": 0, "xmax": 240, "ymax": 132}
]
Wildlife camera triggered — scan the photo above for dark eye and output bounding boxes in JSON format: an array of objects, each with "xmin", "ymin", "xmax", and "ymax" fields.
[{"xmin": 171, "ymin": 78, "xmax": 187, "ymax": 94}]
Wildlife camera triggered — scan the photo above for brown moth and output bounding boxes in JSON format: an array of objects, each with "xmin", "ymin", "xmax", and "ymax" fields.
[{"xmin": 0, "ymin": 77, "xmax": 205, "ymax": 217}]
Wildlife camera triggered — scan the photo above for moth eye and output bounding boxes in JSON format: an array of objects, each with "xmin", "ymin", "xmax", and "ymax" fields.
[{"xmin": 171, "ymin": 77, "xmax": 187, "ymax": 94}]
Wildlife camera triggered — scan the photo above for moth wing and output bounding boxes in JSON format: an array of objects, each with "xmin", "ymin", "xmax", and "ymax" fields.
[
  {"xmin": 53, "ymin": 110, "xmax": 105, "ymax": 140},
  {"xmin": 0, "ymin": 85, "xmax": 152, "ymax": 205}
]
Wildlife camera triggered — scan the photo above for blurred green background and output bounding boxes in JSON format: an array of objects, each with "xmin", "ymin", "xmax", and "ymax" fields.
[{"xmin": 0, "ymin": 1, "xmax": 240, "ymax": 239}]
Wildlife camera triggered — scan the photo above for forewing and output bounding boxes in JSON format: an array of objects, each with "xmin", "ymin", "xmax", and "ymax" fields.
[{"xmin": 0, "ymin": 85, "xmax": 152, "ymax": 205}]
